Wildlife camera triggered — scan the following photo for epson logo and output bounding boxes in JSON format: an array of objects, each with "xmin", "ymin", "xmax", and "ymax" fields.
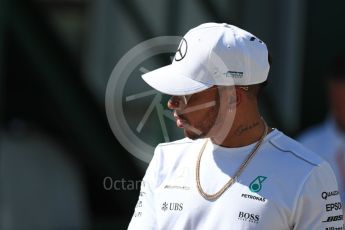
[
  {"xmin": 238, "ymin": 211, "xmax": 260, "ymax": 224},
  {"xmin": 326, "ymin": 202, "xmax": 342, "ymax": 212}
]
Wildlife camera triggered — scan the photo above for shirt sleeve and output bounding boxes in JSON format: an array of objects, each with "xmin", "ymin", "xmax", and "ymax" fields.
[
  {"xmin": 127, "ymin": 146, "xmax": 161, "ymax": 230},
  {"xmin": 292, "ymin": 161, "xmax": 344, "ymax": 230}
]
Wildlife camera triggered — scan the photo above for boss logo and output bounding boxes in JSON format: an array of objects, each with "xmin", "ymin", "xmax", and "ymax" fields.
[
  {"xmin": 326, "ymin": 202, "xmax": 342, "ymax": 212},
  {"xmin": 238, "ymin": 211, "xmax": 260, "ymax": 224}
]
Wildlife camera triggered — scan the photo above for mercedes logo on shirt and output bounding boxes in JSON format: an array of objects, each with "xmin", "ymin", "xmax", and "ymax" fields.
[{"xmin": 174, "ymin": 38, "xmax": 188, "ymax": 61}]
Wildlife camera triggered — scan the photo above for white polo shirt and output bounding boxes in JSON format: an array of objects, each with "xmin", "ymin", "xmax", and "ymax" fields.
[{"xmin": 128, "ymin": 129, "xmax": 343, "ymax": 229}]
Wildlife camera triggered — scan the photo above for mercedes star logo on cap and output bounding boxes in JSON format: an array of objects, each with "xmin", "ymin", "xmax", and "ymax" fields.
[{"xmin": 174, "ymin": 38, "xmax": 188, "ymax": 61}]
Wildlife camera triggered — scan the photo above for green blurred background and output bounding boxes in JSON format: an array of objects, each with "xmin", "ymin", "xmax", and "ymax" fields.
[{"xmin": 0, "ymin": 0, "xmax": 345, "ymax": 229}]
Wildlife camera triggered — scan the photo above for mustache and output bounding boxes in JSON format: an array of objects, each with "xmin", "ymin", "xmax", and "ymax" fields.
[{"xmin": 174, "ymin": 111, "xmax": 187, "ymax": 121}]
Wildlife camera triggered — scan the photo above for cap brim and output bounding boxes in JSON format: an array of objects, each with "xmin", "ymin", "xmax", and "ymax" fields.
[{"xmin": 142, "ymin": 64, "xmax": 213, "ymax": 96}]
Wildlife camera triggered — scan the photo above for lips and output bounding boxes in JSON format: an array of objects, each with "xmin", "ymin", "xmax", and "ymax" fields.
[
  {"xmin": 176, "ymin": 118, "xmax": 185, "ymax": 128},
  {"xmin": 174, "ymin": 112, "xmax": 187, "ymax": 128}
]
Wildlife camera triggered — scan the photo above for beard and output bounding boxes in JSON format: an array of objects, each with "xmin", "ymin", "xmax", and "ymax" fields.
[
  {"xmin": 183, "ymin": 106, "xmax": 219, "ymax": 140},
  {"xmin": 179, "ymin": 89, "xmax": 222, "ymax": 140}
]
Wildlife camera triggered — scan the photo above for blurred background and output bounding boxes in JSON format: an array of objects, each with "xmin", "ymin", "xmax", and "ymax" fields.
[{"xmin": 1, "ymin": 0, "xmax": 345, "ymax": 229}]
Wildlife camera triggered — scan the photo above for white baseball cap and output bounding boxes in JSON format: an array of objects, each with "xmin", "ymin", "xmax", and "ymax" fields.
[{"xmin": 142, "ymin": 23, "xmax": 270, "ymax": 95}]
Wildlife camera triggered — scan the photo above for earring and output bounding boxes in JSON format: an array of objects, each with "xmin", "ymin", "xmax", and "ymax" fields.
[
  {"xmin": 228, "ymin": 105, "xmax": 235, "ymax": 112},
  {"xmin": 228, "ymin": 96, "xmax": 236, "ymax": 112}
]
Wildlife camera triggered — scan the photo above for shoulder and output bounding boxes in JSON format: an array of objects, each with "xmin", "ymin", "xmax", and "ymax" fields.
[
  {"xmin": 267, "ymin": 131, "xmax": 338, "ymax": 199},
  {"xmin": 155, "ymin": 138, "xmax": 202, "ymax": 153},
  {"xmin": 158, "ymin": 138, "xmax": 195, "ymax": 147},
  {"xmin": 268, "ymin": 130, "xmax": 325, "ymax": 167},
  {"xmin": 152, "ymin": 138, "xmax": 202, "ymax": 163}
]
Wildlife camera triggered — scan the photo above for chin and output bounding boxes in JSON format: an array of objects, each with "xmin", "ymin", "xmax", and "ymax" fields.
[{"xmin": 183, "ymin": 129, "xmax": 205, "ymax": 140}]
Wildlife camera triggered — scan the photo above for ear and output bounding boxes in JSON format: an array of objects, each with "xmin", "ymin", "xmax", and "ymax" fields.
[
  {"xmin": 228, "ymin": 87, "xmax": 241, "ymax": 112},
  {"xmin": 234, "ymin": 88, "xmax": 242, "ymax": 106}
]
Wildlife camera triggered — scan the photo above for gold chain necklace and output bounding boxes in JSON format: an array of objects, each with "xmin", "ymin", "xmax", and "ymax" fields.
[{"xmin": 196, "ymin": 119, "xmax": 268, "ymax": 201}]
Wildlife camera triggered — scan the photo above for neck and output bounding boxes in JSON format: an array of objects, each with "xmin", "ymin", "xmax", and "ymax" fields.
[{"xmin": 211, "ymin": 113, "xmax": 271, "ymax": 148}]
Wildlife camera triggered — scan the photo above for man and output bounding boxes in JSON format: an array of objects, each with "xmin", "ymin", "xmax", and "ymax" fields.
[
  {"xmin": 128, "ymin": 23, "xmax": 343, "ymax": 229},
  {"xmin": 299, "ymin": 57, "xmax": 345, "ymax": 204}
]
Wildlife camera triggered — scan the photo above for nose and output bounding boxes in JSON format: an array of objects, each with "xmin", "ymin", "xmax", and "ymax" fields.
[{"xmin": 167, "ymin": 96, "xmax": 183, "ymax": 109}]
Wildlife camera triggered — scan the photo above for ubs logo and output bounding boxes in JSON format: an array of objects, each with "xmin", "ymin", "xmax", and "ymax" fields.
[
  {"xmin": 161, "ymin": 202, "xmax": 183, "ymax": 212},
  {"xmin": 174, "ymin": 38, "xmax": 187, "ymax": 61},
  {"xmin": 238, "ymin": 211, "xmax": 260, "ymax": 224}
]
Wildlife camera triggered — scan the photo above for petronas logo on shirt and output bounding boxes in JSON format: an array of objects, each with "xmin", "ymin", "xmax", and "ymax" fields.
[{"xmin": 249, "ymin": 176, "xmax": 267, "ymax": 193}]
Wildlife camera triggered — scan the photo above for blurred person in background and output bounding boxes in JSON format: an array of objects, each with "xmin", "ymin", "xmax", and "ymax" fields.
[
  {"xmin": 299, "ymin": 56, "xmax": 345, "ymax": 205},
  {"xmin": 0, "ymin": 122, "xmax": 89, "ymax": 230}
]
